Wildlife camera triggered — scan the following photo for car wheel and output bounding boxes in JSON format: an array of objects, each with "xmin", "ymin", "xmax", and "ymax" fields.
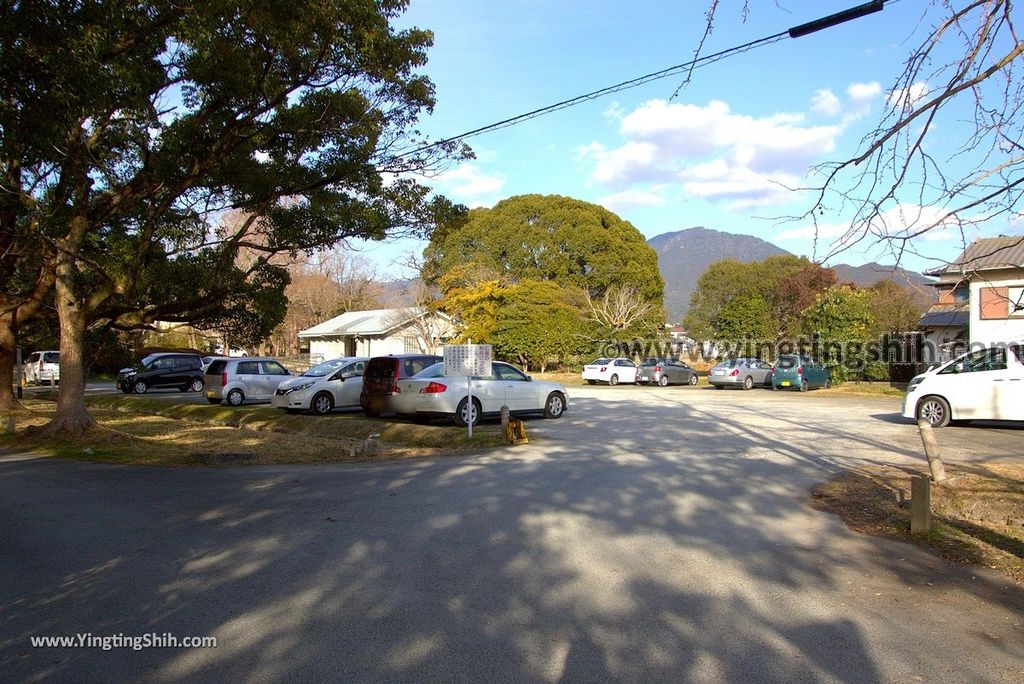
[
  {"xmin": 917, "ymin": 395, "xmax": 951, "ymax": 428},
  {"xmin": 714, "ymin": 385, "xmax": 724, "ymax": 390},
  {"xmin": 207, "ymin": 398, "xmax": 222, "ymax": 404},
  {"xmin": 586, "ymin": 379, "xmax": 596, "ymax": 385},
  {"xmin": 133, "ymin": 380, "xmax": 147, "ymax": 394},
  {"xmin": 609, "ymin": 374, "xmax": 619, "ymax": 386},
  {"xmin": 226, "ymin": 389, "xmax": 244, "ymax": 406},
  {"xmin": 310, "ymin": 392, "xmax": 334, "ymax": 415},
  {"xmin": 454, "ymin": 397, "xmax": 481, "ymax": 427},
  {"xmin": 544, "ymin": 392, "xmax": 566, "ymax": 419},
  {"xmin": 800, "ymin": 380, "xmax": 808, "ymax": 393},
  {"xmin": 189, "ymin": 378, "xmax": 204, "ymax": 392},
  {"xmin": 658, "ymin": 375, "xmax": 669, "ymax": 387},
  {"xmin": 689, "ymin": 374, "xmax": 698, "ymax": 386},
  {"xmin": 742, "ymin": 376, "xmax": 753, "ymax": 390}
]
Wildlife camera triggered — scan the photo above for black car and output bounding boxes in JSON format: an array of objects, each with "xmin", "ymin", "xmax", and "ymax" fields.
[
  {"xmin": 117, "ymin": 353, "xmax": 205, "ymax": 394},
  {"xmin": 359, "ymin": 354, "xmax": 442, "ymax": 417}
]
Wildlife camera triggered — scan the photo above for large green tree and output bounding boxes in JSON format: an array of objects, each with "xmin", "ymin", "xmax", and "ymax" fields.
[
  {"xmin": 1, "ymin": 1, "xmax": 466, "ymax": 433},
  {"xmin": 426, "ymin": 194, "xmax": 664, "ymax": 312},
  {"xmin": 684, "ymin": 255, "xmax": 824, "ymax": 341}
]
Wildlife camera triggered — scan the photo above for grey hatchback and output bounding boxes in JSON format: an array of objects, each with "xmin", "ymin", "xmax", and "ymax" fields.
[
  {"xmin": 205, "ymin": 357, "xmax": 292, "ymax": 405},
  {"xmin": 636, "ymin": 358, "xmax": 699, "ymax": 386}
]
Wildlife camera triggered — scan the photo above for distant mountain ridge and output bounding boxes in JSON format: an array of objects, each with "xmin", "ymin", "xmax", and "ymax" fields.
[{"xmin": 647, "ymin": 227, "xmax": 933, "ymax": 321}]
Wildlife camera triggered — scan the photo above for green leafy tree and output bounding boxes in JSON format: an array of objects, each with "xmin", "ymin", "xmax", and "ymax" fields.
[
  {"xmin": 867, "ymin": 280, "xmax": 927, "ymax": 335},
  {"xmin": 684, "ymin": 255, "xmax": 816, "ymax": 341},
  {"xmin": 802, "ymin": 285, "xmax": 875, "ymax": 382},
  {"xmin": 490, "ymin": 280, "xmax": 592, "ymax": 372},
  {"xmin": 426, "ymin": 194, "xmax": 664, "ymax": 328},
  {"xmin": 713, "ymin": 293, "xmax": 773, "ymax": 341},
  {"xmin": 1, "ymin": 1, "xmax": 466, "ymax": 434}
]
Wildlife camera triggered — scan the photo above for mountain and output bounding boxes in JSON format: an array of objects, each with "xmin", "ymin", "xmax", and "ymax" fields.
[
  {"xmin": 647, "ymin": 227, "xmax": 935, "ymax": 322},
  {"xmin": 648, "ymin": 227, "xmax": 790, "ymax": 322}
]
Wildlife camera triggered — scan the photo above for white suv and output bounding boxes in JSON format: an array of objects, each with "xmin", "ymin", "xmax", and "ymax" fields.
[
  {"xmin": 25, "ymin": 350, "xmax": 60, "ymax": 385},
  {"xmin": 903, "ymin": 345, "xmax": 1024, "ymax": 427},
  {"xmin": 204, "ymin": 357, "xmax": 291, "ymax": 406}
]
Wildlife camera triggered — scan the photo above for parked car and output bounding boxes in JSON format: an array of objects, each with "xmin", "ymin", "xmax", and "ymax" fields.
[
  {"xmin": 360, "ymin": 354, "xmax": 443, "ymax": 417},
  {"xmin": 204, "ymin": 357, "xmax": 291, "ymax": 405},
  {"xmin": 636, "ymin": 358, "xmax": 699, "ymax": 387},
  {"xmin": 117, "ymin": 353, "xmax": 204, "ymax": 394},
  {"xmin": 271, "ymin": 357, "xmax": 369, "ymax": 415},
  {"xmin": 903, "ymin": 345, "xmax": 1024, "ymax": 427},
  {"xmin": 25, "ymin": 350, "xmax": 60, "ymax": 385},
  {"xmin": 581, "ymin": 357, "xmax": 638, "ymax": 385},
  {"xmin": 771, "ymin": 355, "xmax": 830, "ymax": 391},
  {"xmin": 708, "ymin": 357, "xmax": 773, "ymax": 389},
  {"xmin": 392, "ymin": 361, "xmax": 569, "ymax": 427}
]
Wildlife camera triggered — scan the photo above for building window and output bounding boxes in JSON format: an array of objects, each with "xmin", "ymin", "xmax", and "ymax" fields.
[
  {"xmin": 953, "ymin": 285, "xmax": 968, "ymax": 303},
  {"xmin": 403, "ymin": 336, "xmax": 419, "ymax": 353}
]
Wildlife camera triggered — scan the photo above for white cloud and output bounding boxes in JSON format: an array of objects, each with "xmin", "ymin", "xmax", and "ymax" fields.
[
  {"xmin": 774, "ymin": 204, "xmax": 977, "ymax": 244},
  {"xmin": 603, "ymin": 101, "xmax": 625, "ymax": 122},
  {"xmin": 437, "ymin": 163, "xmax": 505, "ymax": 203},
  {"xmin": 889, "ymin": 81, "xmax": 929, "ymax": 110},
  {"xmin": 811, "ymin": 89, "xmax": 842, "ymax": 117},
  {"xmin": 599, "ymin": 187, "xmax": 667, "ymax": 211},
  {"xmin": 844, "ymin": 82, "xmax": 881, "ymax": 119}
]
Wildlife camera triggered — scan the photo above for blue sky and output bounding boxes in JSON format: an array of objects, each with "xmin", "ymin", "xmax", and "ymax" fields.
[{"xmin": 354, "ymin": 0, "xmax": 1021, "ymax": 279}]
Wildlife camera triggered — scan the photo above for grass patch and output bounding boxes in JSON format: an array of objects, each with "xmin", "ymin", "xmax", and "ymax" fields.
[
  {"xmin": 2, "ymin": 398, "xmax": 505, "ymax": 466},
  {"xmin": 811, "ymin": 463, "xmax": 1024, "ymax": 583}
]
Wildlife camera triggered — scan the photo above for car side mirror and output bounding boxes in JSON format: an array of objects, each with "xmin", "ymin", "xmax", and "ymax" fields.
[
  {"xmin": 526, "ymin": 375, "xmax": 533, "ymax": 382},
  {"xmin": 953, "ymin": 362, "xmax": 964, "ymax": 374},
  {"xmin": 341, "ymin": 371, "xmax": 357, "ymax": 380}
]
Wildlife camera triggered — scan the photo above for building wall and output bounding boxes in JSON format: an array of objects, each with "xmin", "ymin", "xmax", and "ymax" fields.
[{"xmin": 969, "ymin": 269, "xmax": 1024, "ymax": 346}]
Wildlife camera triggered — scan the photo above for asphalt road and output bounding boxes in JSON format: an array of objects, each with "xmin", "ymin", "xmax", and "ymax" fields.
[{"xmin": 2, "ymin": 385, "xmax": 1022, "ymax": 682}]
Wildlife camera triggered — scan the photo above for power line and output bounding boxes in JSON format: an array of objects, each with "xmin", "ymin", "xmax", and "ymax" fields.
[{"xmin": 397, "ymin": 1, "xmax": 888, "ymax": 160}]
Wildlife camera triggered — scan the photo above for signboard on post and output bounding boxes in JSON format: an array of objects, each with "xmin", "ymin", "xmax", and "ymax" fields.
[{"xmin": 443, "ymin": 342, "xmax": 493, "ymax": 438}]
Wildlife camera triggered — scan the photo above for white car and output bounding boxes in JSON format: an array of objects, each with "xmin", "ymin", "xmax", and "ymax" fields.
[
  {"xmin": 903, "ymin": 345, "xmax": 1024, "ymax": 427},
  {"xmin": 25, "ymin": 350, "xmax": 60, "ymax": 384},
  {"xmin": 392, "ymin": 361, "xmax": 568, "ymax": 427},
  {"xmin": 271, "ymin": 357, "xmax": 368, "ymax": 415},
  {"xmin": 581, "ymin": 357, "xmax": 638, "ymax": 385}
]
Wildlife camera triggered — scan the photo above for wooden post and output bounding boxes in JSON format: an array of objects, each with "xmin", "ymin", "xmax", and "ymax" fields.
[
  {"xmin": 911, "ymin": 476, "xmax": 932, "ymax": 534},
  {"xmin": 916, "ymin": 418, "xmax": 948, "ymax": 482},
  {"xmin": 500, "ymin": 405, "xmax": 510, "ymax": 432}
]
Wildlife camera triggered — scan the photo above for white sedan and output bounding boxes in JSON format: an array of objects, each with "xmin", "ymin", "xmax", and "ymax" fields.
[
  {"xmin": 581, "ymin": 357, "xmax": 638, "ymax": 385},
  {"xmin": 271, "ymin": 357, "xmax": 368, "ymax": 415},
  {"xmin": 392, "ymin": 361, "xmax": 569, "ymax": 427}
]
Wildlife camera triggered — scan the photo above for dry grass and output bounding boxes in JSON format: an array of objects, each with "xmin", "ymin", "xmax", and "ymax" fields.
[
  {"xmin": 811, "ymin": 463, "xmax": 1024, "ymax": 583},
  {"xmin": 825, "ymin": 382, "xmax": 906, "ymax": 398},
  {"xmin": 1, "ymin": 398, "xmax": 505, "ymax": 466}
]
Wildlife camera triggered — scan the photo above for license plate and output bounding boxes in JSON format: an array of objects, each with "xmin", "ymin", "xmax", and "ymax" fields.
[
  {"xmin": 207, "ymin": 390, "xmax": 216, "ymax": 397},
  {"xmin": 713, "ymin": 370, "xmax": 725, "ymax": 376},
  {"xmin": 781, "ymin": 381, "xmax": 790, "ymax": 386}
]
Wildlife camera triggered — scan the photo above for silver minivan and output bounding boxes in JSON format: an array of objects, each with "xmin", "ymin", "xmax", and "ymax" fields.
[{"xmin": 204, "ymin": 357, "xmax": 291, "ymax": 405}]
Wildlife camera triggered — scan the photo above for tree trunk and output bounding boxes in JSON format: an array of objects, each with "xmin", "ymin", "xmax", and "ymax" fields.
[
  {"xmin": 42, "ymin": 266, "xmax": 95, "ymax": 437},
  {"xmin": 0, "ymin": 318, "xmax": 20, "ymax": 413}
]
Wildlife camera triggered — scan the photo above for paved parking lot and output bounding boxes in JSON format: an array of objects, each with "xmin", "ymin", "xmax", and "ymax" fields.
[{"xmin": 2, "ymin": 384, "xmax": 1022, "ymax": 682}]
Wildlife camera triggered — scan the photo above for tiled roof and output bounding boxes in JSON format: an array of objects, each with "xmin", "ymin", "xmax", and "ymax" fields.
[
  {"xmin": 919, "ymin": 303, "xmax": 969, "ymax": 329},
  {"xmin": 925, "ymin": 236, "xmax": 1024, "ymax": 276},
  {"xmin": 299, "ymin": 307, "xmax": 433, "ymax": 338}
]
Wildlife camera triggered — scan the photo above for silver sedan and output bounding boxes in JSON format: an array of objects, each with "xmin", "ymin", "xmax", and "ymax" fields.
[{"xmin": 707, "ymin": 358, "xmax": 773, "ymax": 390}]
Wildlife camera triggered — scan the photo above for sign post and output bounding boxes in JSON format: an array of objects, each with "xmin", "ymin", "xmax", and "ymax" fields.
[{"xmin": 443, "ymin": 340, "xmax": 493, "ymax": 439}]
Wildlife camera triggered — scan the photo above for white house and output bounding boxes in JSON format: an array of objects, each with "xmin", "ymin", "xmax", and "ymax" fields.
[
  {"xmin": 299, "ymin": 307, "xmax": 453, "ymax": 362},
  {"xmin": 920, "ymin": 236, "xmax": 1024, "ymax": 358}
]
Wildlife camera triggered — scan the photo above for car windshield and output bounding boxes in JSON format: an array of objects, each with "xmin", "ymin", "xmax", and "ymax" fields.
[
  {"xmin": 43, "ymin": 352, "xmax": 59, "ymax": 363},
  {"xmin": 716, "ymin": 358, "xmax": 744, "ymax": 368},
  {"xmin": 776, "ymin": 356, "xmax": 799, "ymax": 370},
  {"xmin": 302, "ymin": 359, "xmax": 348, "ymax": 377},
  {"xmin": 412, "ymin": 362, "xmax": 445, "ymax": 379},
  {"xmin": 588, "ymin": 358, "xmax": 610, "ymax": 365},
  {"xmin": 640, "ymin": 359, "xmax": 661, "ymax": 367}
]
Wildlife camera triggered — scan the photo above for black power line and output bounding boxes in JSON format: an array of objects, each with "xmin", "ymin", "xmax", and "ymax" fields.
[{"xmin": 397, "ymin": 1, "xmax": 889, "ymax": 160}]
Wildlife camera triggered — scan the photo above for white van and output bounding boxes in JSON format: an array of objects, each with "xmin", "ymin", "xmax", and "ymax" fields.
[
  {"xmin": 25, "ymin": 350, "xmax": 60, "ymax": 384},
  {"xmin": 903, "ymin": 345, "xmax": 1024, "ymax": 427}
]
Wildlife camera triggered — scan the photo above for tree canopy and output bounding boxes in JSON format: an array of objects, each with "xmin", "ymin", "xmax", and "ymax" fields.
[{"xmin": 0, "ymin": 0, "xmax": 466, "ymax": 431}]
